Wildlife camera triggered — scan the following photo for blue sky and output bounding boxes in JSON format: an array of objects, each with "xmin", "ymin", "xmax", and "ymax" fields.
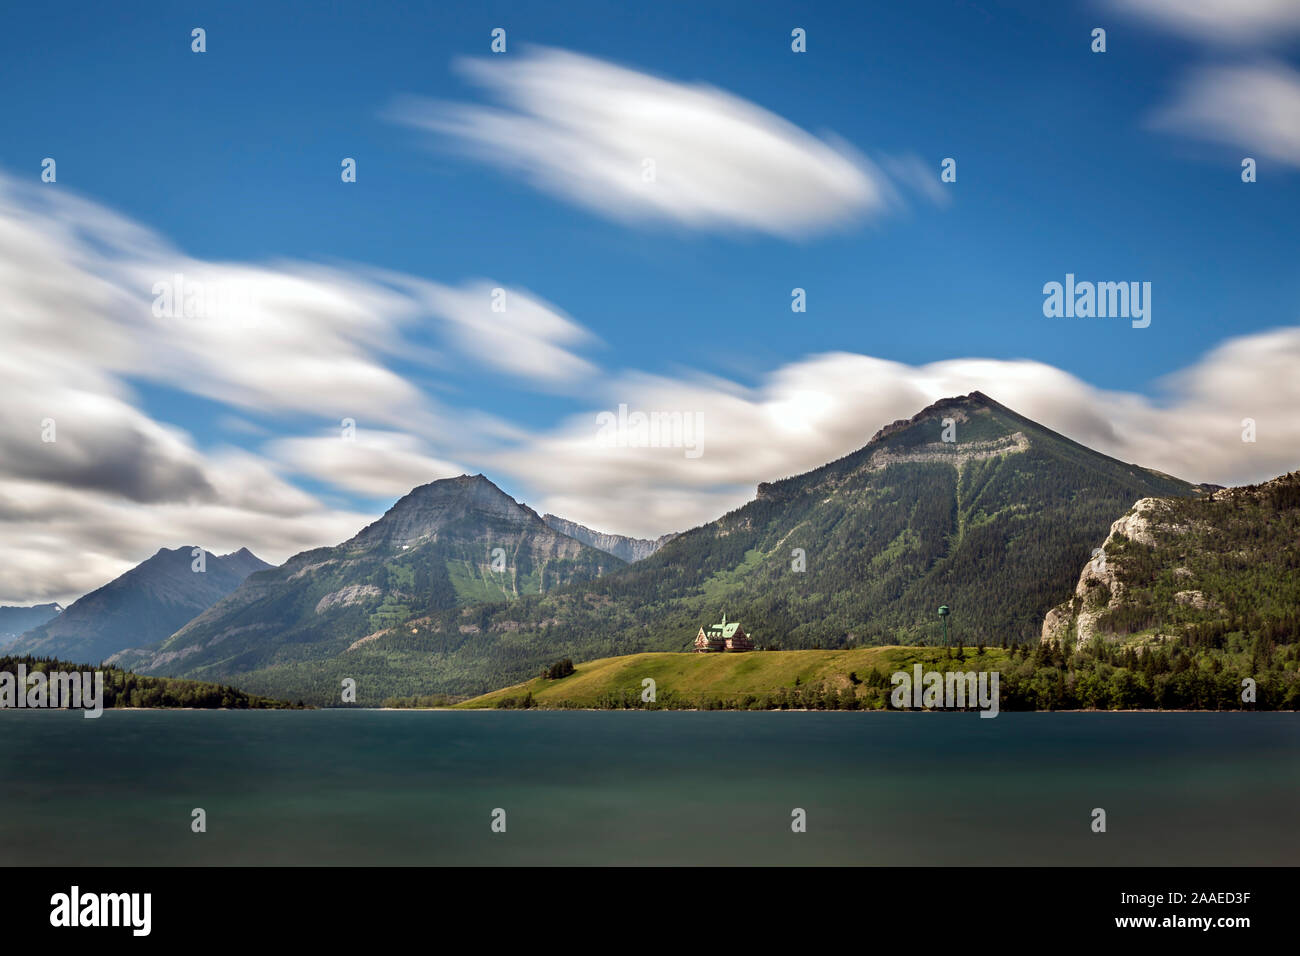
[{"xmin": 2, "ymin": 0, "xmax": 1299, "ymax": 602}]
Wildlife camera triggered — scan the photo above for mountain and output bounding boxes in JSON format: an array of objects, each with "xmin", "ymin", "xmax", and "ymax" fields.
[
  {"xmin": 1042, "ymin": 470, "xmax": 1300, "ymax": 646},
  {"xmin": 0, "ymin": 603, "xmax": 63, "ymax": 649},
  {"xmin": 118, "ymin": 474, "xmax": 623, "ymax": 679},
  {"xmin": 165, "ymin": 392, "xmax": 1216, "ymax": 704},
  {"xmin": 542, "ymin": 514, "xmax": 676, "ymax": 562},
  {"xmin": 11, "ymin": 548, "xmax": 271, "ymax": 664}
]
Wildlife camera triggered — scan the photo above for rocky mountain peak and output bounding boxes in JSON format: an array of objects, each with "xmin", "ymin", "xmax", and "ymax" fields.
[
  {"xmin": 756, "ymin": 392, "xmax": 1020, "ymax": 502},
  {"xmin": 864, "ymin": 391, "xmax": 1000, "ymax": 446},
  {"xmin": 348, "ymin": 473, "xmax": 543, "ymax": 549}
]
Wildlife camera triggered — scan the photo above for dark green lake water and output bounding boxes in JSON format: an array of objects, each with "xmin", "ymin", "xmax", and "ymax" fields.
[{"xmin": 2, "ymin": 710, "xmax": 1296, "ymax": 865}]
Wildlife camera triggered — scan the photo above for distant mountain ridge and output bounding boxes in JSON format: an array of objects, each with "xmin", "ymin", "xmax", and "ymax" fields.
[
  {"xmin": 0, "ymin": 603, "xmax": 63, "ymax": 649},
  {"xmin": 11, "ymin": 547, "xmax": 271, "ymax": 664},
  {"xmin": 542, "ymin": 514, "xmax": 677, "ymax": 563},
  {"xmin": 115, "ymin": 474, "xmax": 623, "ymax": 679}
]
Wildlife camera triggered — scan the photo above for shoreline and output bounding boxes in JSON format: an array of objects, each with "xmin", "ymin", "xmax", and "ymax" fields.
[
  {"xmin": 378, "ymin": 706, "xmax": 1296, "ymax": 714},
  {"xmin": 4, "ymin": 705, "xmax": 1293, "ymax": 714}
]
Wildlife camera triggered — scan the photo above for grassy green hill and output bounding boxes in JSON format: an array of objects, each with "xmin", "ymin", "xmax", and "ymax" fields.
[
  {"xmin": 454, "ymin": 632, "xmax": 1300, "ymax": 711},
  {"xmin": 456, "ymin": 646, "xmax": 1010, "ymax": 709}
]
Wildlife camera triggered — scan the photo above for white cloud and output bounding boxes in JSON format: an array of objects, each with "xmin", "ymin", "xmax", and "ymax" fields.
[
  {"xmin": 1, "ymin": 176, "xmax": 443, "ymax": 431},
  {"xmin": 1107, "ymin": 0, "xmax": 1300, "ymax": 45},
  {"xmin": 390, "ymin": 47, "xmax": 894, "ymax": 238},
  {"xmin": 270, "ymin": 430, "xmax": 464, "ymax": 498},
  {"xmin": 415, "ymin": 278, "xmax": 599, "ymax": 387},
  {"xmin": 1151, "ymin": 61, "xmax": 1300, "ymax": 165},
  {"xmin": 125, "ymin": 260, "xmax": 442, "ymax": 429}
]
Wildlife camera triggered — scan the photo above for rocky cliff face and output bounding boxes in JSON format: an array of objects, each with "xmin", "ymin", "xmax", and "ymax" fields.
[
  {"xmin": 1040, "ymin": 496, "xmax": 1175, "ymax": 647},
  {"xmin": 1041, "ymin": 471, "xmax": 1300, "ymax": 646},
  {"xmin": 1041, "ymin": 497, "xmax": 1168, "ymax": 646},
  {"xmin": 542, "ymin": 514, "xmax": 676, "ymax": 563}
]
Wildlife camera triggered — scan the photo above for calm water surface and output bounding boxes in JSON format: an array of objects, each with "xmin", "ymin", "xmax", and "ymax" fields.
[{"xmin": 2, "ymin": 710, "xmax": 1296, "ymax": 865}]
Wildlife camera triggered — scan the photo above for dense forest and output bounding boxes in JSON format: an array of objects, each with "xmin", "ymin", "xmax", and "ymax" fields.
[{"xmin": 0, "ymin": 655, "xmax": 301, "ymax": 709}]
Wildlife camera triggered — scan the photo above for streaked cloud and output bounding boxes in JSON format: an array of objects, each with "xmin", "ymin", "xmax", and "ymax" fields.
[
  {"xmin": 1150, "ymin": 61, "xmax": 1300, "ymax": 165},
  {"xmin": 416, "ymin": 279, "xmax": 599, "ymax": 387},
  {"xmin": 1107, "ymin": 0, "xmax": 1300, "ymax": 45},
  {"xmin": 390, "ymin": 47, "xmax": 895, "ymax": 239},
  {"xmin": 270, "ymin": 430, "xmax": 464, "ymax": 498}
]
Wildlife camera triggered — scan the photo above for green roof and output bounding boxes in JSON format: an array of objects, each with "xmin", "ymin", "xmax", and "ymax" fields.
[{"xmin": 702, "ymin": 615, "xmax": 742, "ymax": 639}]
